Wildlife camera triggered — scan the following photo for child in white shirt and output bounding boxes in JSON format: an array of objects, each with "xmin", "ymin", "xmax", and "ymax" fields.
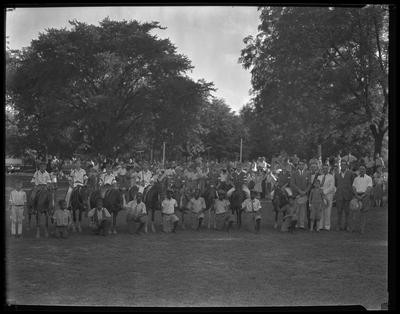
[{"xmin": 9, "ymin": 181, "xmax": 27, "ymax": 238}]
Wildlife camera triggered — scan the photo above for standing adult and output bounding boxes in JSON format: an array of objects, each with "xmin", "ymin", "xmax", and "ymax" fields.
[
  {"xmin": 334, "ymin": 161, "xmax": 355, "ymax": 231},
  {"xmin": 290, "ymin": 160, "xmax": 310, "ymax": 229},
  {"xmin": 351, "ymin": 165, "xmax": 373, "ymax": 233},
  {"xmin": 317, "ymin": 164, "xmax": 336, "ymax": 231},
  {"xmin": 307, "ymin": 159, "xmax": 321, "ymax": 229}
]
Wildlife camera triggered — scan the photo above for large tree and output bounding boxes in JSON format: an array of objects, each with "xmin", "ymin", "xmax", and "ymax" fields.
[
  {"xmin": 239, "ymin": 5, "xmax": 389, "ymax": 158},
  {"xmin": 199, "ymin": 98, "xmax": 244, "ymax": 161},
  {"xmin": 6, "ymin": 18, "xmax": 213, "ymax": 157}
]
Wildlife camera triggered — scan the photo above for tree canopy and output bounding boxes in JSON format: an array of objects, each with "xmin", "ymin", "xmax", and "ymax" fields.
[
  {"xmin": 239, "ymin": 5, "xmax": 389, "ymax": 158},
  {"xmin": 6, "ymin": 18, "xmax": 246, "ymax": 161}
]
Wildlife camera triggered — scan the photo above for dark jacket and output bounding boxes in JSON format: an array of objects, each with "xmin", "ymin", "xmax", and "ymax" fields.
[
  {"xmin": 290, "ymin": 169, "xmax": 310, "ymax": 197},
  {"xmin": 335, "ymin": 170, "xmax": 355, "ymax": 201}
]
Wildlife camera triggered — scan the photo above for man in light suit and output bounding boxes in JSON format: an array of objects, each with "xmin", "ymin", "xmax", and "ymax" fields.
[
  {"xmin": 334, "ymin": 161, "xmax": 355, "ymax": 231},
  {"xmin": 317, "ymin": 164, "xmax": 336, "ymax": 231}
]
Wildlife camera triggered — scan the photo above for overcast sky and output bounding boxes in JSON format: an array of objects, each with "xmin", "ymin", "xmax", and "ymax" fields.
[{"xmin": 6, "ymin": 6, "xmax": 260, "ymax": 113}]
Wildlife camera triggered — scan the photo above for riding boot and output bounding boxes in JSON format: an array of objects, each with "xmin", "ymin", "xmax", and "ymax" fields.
[
  {"xmin": 136, "ymin": 223, "xmax": 144, "ymax": 234},
  {"xmin": 172, "ymin": 221, "xmax": 178, "ymax": 233},
  {"xmin": 181, "ymin": 215, "xmax": 186, "ymax": 230},
  {"xmin": 197, "ymin": 217, "xmax": 203, "ymax": 230},
  {"xmin": 36, "ymin": 227, "xmax": 40, "ymax": 239}
]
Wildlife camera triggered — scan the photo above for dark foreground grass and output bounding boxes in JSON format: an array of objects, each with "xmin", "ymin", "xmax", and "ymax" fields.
[{"xmin": 5, "ymin": 176, "xmax": 387, "ymax": 308}]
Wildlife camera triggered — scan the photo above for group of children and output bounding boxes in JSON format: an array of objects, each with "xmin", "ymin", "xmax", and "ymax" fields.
[{"xmin": 8, "ymin": 179, "xmax": 264, "ymax": 239}]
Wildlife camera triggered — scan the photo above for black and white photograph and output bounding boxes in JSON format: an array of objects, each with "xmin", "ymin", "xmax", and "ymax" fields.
[{"xmin": 5, "ymin": 4, "xmax": 391, "ymax": 309}]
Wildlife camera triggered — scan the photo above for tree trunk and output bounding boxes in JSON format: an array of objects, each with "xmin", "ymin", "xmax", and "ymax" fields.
[{"xmin": 373, "ymin": 131, "xmax": 385, "ymax": 157}]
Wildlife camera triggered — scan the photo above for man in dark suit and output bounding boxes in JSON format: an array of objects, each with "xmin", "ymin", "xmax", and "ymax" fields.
[
  {"xmin": 290, "ymin": 160, "xmax": 311, "ymax": 229},
  {"xmin": 334, "ymin": 161, "xmax": 355, "ymax": 231}
]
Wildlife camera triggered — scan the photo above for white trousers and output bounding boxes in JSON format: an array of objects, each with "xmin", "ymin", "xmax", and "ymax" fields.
[
  {"xmin": 65, "ymin": 187, "xmax": 73, "ymax": 208},
  {"xmin": 318, "ymin": 193, "xmax": 334, "ymax": 230}
]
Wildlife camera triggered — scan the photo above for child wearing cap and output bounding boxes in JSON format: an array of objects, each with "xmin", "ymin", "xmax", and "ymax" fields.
[
  {"xmin": 241, "ymin": 190, "xmax": 262, "ymax": 233},
  {"xmin": 52, "ymin": 200, "xmax": 72, "ymax": 239},
  {"xmin": 88, "ymin": 198, "xmax": 112, "ymax": 236},
  {"xmin": 161, "ymin": 190, "xmax": 179, "ymax": 233},
  {"xmin": 124, "ymin": 192, "xmax": 147, "ymax": 234},
  {"xmin": 188, "ymin": 189, "xmax": 207, "ymax": 230},
  {"xmin": 213, "ymin": 191, "xmax": 234, "ymax": 231},
  {"xmin": 9, "ymin": 181, "xmax": 27, "ymax": 238}
]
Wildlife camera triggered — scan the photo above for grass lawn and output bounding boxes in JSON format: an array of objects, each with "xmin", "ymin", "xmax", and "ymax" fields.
[{"xmin": 5, "ymin": 175, "xmax": 388, "ymax": 308}]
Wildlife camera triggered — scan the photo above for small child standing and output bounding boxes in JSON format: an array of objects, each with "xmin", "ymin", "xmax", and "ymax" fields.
[
  {"xmin": 9, "ymin": 181, "xmax": 27, "ymax": 238},
  {"xmin": 52, "ymin": 200, "xmax": 72, "ymax": 238},
  {"xmin": 282, "ymin": 196, "xmax": 299, "ymax": 233},
  {"xmin": 309, "ymin": 179, "xmax": 325, "ymax": 232}
]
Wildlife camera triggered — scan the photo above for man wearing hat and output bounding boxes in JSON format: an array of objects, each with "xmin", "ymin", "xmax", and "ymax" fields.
[
  {"xmin": 29, "ymin": 160, "xmax": 51, "ymax": 211},
  {"xmin": 87, "ymin": 197, "xmax": 111, "ymax": 236}
]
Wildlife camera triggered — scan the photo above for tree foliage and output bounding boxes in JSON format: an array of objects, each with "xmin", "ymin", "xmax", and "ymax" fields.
[
  {"xmin": 6, "ymin": 18, "xmax": 214, "ymax": 158},
  {"xmin": 239, "ymin": 5, "xmax": 389, "ymax": 158}
]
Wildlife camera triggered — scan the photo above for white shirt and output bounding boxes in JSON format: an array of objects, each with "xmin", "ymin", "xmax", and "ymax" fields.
[
  {"xmin": 53, "ymin": 209, "xmax": 71, "ymax": 226},
  {"xmin": 352, "ymin": 174, "xmax": 373, "ymax": 193},
  {"xmin": 9, "ymin": 190, "xmax": 27, "ymax": 206},
  {"xmin": 165, "ymin": 168, "xmax": 176, "ymax": 177},
  {"xmin": 219, "ymin": 172, "xmax": 228, "ymax": 182},
  {"xmin": 100, "ymin": 173, "xmax": 116, "ymax": 186},
  {"xmin": 317, "ymin": 173, "xmax": 336, "ymax": 195},
  {"xmin": 138, "ymin": 170, "xmax": 153, "ymax": 186},
  {"xmin": 117, "ymin": 166, "xmax": 127, "ymax": 176},
  {"xmin": 126, "ymin": 200, "xmax": 147, "ymax": 216},
  {"xmin": 161, "ymin": 198, "xmax": 178, "ymax": 214},
  {"xmin": 214, "ymin": 199, "xmax": 230, "ymax": 214},
  {"xmin": 31, "ymin": 170, "xmax": 51, "ymax": 185},
  {"xmin": 69, "ymin": 168, "xmax": 87, "ymax": 187},
  {"xmin": 189, "ymin": 197, "xmax": 206, "ymax": 214},
  {"xmin": 88, "ymin": 207, "xmax": 112, "ymax": 220},
  {"xmin": 242, "ymin": 198, "xmax": 261, "ymax": 213}
]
